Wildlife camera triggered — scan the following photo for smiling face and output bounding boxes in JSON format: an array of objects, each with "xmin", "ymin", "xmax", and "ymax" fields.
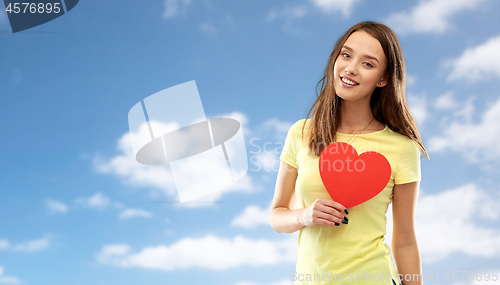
[{"xmin": 333, "ymin": 31, "xmax": 388, "ymax": 102}]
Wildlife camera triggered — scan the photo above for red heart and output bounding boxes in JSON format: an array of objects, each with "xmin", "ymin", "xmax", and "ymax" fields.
[{"xmin": 319, "ymin": 142, "xmax": 391, "ymax": 209}]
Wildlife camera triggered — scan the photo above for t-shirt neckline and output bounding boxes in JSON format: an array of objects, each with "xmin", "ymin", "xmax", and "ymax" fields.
[{"xmin": 336, "ymin": 124, "xmax": 388, "ymax": 136}]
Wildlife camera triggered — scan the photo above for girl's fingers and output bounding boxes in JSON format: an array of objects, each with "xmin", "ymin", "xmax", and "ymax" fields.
[
  {"xmin": 318, "ymin": 204, "xmax": 345, "ymax": 221},
  {"xmin": 321, "ymin": 198, "xmax": 348, "ymax": 215},
  {"xmin": 316, "ymin": 217, "xmax": 338, "ymax": 227},
  {"xmin": 316, "ymin": 210, "xmax": 344, "ymax": 224}
]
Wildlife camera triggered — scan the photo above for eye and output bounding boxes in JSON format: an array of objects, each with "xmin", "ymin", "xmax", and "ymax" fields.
[
  {"xmin": 364, "ymin": 62, "xmax": 374, "ymax": 68},
  {"xmin": 342, "ymin": 53, "xmax": 351, "ymax": 59}
]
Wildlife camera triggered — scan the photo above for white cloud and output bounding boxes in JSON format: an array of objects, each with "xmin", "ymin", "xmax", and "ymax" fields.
[
  {"xmin": 267, "ymin": 0, "xmax": 358, "ymax": 23},
  {"xmin": 386, "ymin": 184, "xmax": 500, "ymax": 263},
  {"xmin": 222, "ymin": 111, "xmax": 249, "ymax": 131},
  {"xmin": 95, "ymin": 111, "xmax": 259, "ymax": 207},
  {"xmin": 406, "ymin": 74, "xmax": 417, "ymax": 86},
  {"xmin": 119, "ymin": 208, "xmax": 153, "ymax": 219},
  {"xmin": 418, "ymin": 184, "xmax": 500, "ymax": 262},
  {"xmin": 384, "ymin": 0, "xmax": 486, "ymax": 35},
  {"xmin": 262, "ymin": 118, "xmax": 293, "ymax": 141},
  {"xmin": 215, "ymin": 111, "xmax": 251, "ymax": 140},
  {"xmin": 433, "ymin": 92, "xmax": 476, "ymax": 123},
  {"xmin": 97, "ymin": 233, "xmax": 297, "ymax": 270},
  {"xmin": 247, "ymin": 118, "xmax": 295, "ymax": 177},
  {"xmin": 0, "ymin": 266, "xmax": 21, "ymax": 284},
  {"xmin": 0, "ymin": 236, "xmax": 50, "ymax": 253},
  {"xmin": 199, "ymin": 22, "xmax": 217, "ymax": 37},
  {"xmin": 0, "ymin": 276, "xmax": 21, "ymax": 284},
  {"xmin": 250, "ymin": 151, "xmax": 280, "ymax": 173},
  {"xmin": 445, "ymin": 35, "xmax": 500, "ymax": 81},
  {"xmin": 434, "ymin": 91, "xmax": 458, "ymax": 110},
  {"xmin": 309, "ymin": 0, "xmax": 358, "ymax": 17},
  {"xmin": 452, "ymin": 96, "xmax": 476, "ymax": 122},
  {"xmin": 93, "ymin": 131, "xmax": 178, "ymax": 198},
  {"xmin": 428, "ymin": 97, "xmax": 500, "ymax": 163},
  {"xmin": 45, "ymin": 199, "xmax": 68, "ymax": 214},
  {"xmin": 250, "ymin": 118, "xmax": 293, "ymax": 151},
  {"xmin": 98, "ymin": 244, "xmax": 130, "ymax": 256},
  {"xmin": 160, "ymin": 174, "xmax": 259, "ymax": 209},
  {"xmin": 231, "ymin": 204, "xmax": 271, "ymax": 229},
  {"xmin": 267, "ymin": 5, "xmax": 308, "ymax": 22},
  {"xmin": 75, "ymin": 192, "xmax": 111, "ymax": 210},
  {"xmin": 12, "ymin": 236, "xmax": 50, "ymax": 253},
  {"xmin": 406, "ymin": 94, "xmax": 428, "ymax": 128},
  {"xmin": 163, "ymin": 0, "xmax": 192, "ymax": 19}
]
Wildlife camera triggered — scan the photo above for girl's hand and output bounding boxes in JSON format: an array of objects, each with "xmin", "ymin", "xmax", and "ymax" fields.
[{"xmin": 299, "ymin": 198, "xmax": 348, "ymax": 227}]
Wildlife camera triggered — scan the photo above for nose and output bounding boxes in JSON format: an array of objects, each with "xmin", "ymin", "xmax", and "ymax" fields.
[{"xmin": 346, "ymin": 62, "xmax": 358, "ymax": 76}]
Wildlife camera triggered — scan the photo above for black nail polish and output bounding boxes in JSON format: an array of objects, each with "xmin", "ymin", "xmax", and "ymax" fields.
[
  {"xmin": 344, "ymin": 216, "xmax": 349, "ymax": 222},
  {"xmin": 335, "ymin": 223, "xmax": 340, "ymax": 226},
  {"xmin": 344, "ymin": 209, "xmax": 349, "ymax": 214},
  {"xmin": 342, "ymin": 220, "xmax": 348, "ymax": 224}
]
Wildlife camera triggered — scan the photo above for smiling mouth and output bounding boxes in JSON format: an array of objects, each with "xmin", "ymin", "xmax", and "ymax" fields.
[{"xmin": 340, "ymin": 76, "xmax": 359, "ymax": 86}]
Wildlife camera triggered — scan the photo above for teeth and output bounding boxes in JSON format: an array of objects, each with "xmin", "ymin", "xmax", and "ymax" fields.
[{"xmin": 341, "ymin": 77, "xmax": 356, "ymax": 86}]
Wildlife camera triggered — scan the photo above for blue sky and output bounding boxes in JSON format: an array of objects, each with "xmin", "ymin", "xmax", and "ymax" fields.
[{"xmin": 1, "ymin": 0, "xmax": 500, "ymax": 284}]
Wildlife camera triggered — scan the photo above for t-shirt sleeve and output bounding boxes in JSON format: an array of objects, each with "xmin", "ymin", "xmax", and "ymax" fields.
[
  {"xmin": 279, "ymin": 121, "xmax": 300, "ymax": 169},
  {"xmin": 394, "ymin": 138, "xmax": 421, "ymax": 185}
]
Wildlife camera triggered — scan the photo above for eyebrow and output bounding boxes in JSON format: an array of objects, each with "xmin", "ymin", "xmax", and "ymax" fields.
[{"xmin": 342, "ymin": 45, "xmax": 379, "ymax": 64}]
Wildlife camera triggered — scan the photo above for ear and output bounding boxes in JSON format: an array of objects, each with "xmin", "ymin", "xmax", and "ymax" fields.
[{"xmin": 377, "ymin": 75, "xmax": 388, "ymax": 88}]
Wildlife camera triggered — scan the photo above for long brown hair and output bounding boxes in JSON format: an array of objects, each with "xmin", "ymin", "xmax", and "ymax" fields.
[{"xmin": 302, "ymin": 21, "xmax": 430, "ymax": 160}]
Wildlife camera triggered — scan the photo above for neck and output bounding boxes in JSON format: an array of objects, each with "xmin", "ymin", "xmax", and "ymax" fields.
[{"xmin": 338, "ymin": 98, "xmax": 375, "ymax": 131}]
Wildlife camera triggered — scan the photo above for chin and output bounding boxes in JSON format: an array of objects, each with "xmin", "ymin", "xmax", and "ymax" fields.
[
  {"xmin": 335, "ymin": 90, "xmax": 350, "ymax": 99},
  {"xmin": 336, "ymin": 93, "xmax": 349, "ymax": 101},
  {"xmin": 337, "ymin": 93, "xmax": 364, "ymax": 102}
]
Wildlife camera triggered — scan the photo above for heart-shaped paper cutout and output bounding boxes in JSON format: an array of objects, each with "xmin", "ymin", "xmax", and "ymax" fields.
[{"xmin": 319, "ymin": 142, "xmax": 391, "ymax": 209}]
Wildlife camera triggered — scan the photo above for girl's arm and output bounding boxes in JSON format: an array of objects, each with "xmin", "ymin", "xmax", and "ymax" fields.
[
  {"xmin": 270, "ymin": 160, "xmax": 350, "ymax": 233},
  {"xmin": 392, "ymin": 181, "xmax": 423, "ymax": 285},
  {"xmin": 270, "ymin": 160, "xmax": 305, "ymax": 233}
]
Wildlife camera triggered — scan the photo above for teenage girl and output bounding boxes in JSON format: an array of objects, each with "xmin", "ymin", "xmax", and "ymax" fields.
[{"xmin": 270, "ymin": 21, "xmax": 430, "ymax": 285}]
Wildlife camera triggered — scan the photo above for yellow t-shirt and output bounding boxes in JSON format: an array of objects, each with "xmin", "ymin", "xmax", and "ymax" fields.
[{"xmin": 280, "ymin": 119, "xmax": 421, "ymax": 285}]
